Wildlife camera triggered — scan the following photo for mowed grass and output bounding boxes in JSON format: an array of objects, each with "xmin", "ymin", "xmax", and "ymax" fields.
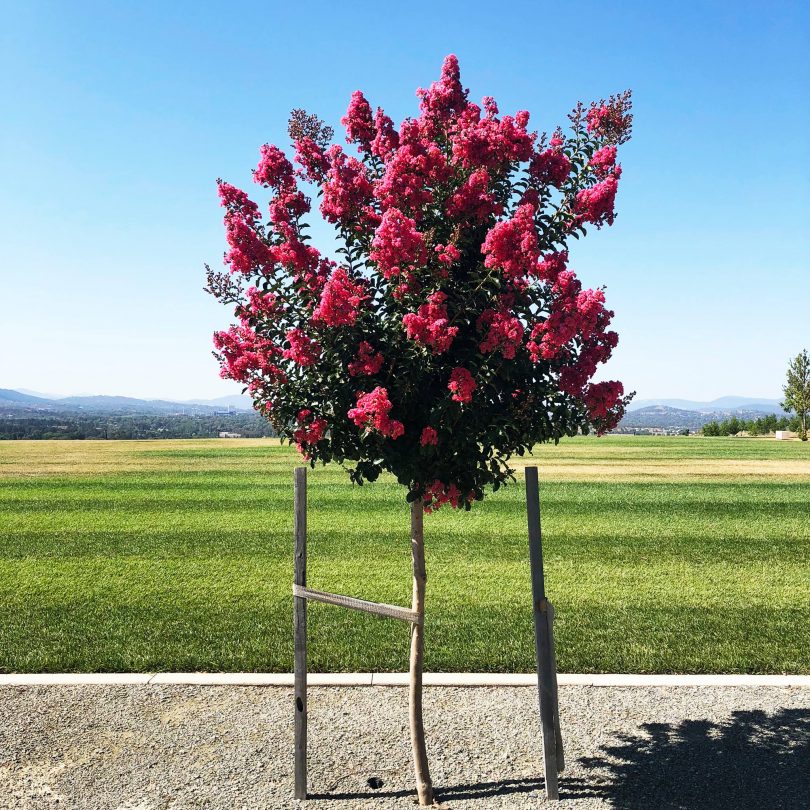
[{"xmin": 0, "ymin": 436, "xmax": 808, "ymax": 674}]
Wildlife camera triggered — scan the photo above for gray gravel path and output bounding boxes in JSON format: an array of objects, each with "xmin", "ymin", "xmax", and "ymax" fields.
[{"xmin": 1, "ymin": 685, "xmax": 807, "ymax": 809}]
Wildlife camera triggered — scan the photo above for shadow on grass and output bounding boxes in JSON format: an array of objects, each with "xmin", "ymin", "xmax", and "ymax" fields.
[{"xmin": 308, "ymin": 709, "xmax": 810, "ymax": 807}]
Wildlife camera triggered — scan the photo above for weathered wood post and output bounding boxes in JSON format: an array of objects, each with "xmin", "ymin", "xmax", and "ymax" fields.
[
  {"xmin": 293, "ymin": 467, "xmax": 307, "ymax": 799},
  {"xmin": 525, "ymin": 465, "xmax": 564, "ymax": 800},
  {"xmin": 409, "ymin": 497, "xmax": 434, "ymax": 806}
]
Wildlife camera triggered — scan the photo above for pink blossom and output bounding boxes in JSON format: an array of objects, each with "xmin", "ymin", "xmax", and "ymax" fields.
[
  {"xmin": 222, "ymin": 214, "xmax": 275, "ymax": 275},
  {"xmin": 482, "ymin": 204, "xmax": 539, "ymax": 281},
  {"xmin": 293, "ymin": 409, "xmax": 328, "ymax": 450},
  {"xmin": 451, "ymin": 105, "xmax": 535, "ymax": 170},
  {"xmin": 529, "ymin": 146, "xmax": 570, "ymax": 188},
  {"xmin": 445, "ymin": 168, "xmax": 499, "ymax": 223},
  {"xmin": 348, "ymin": 341, "xmax": 384, "ymax": 377},
  {"xmin": 370, "ymin": 209, "xmax": 427, "ymax": 280},
  {"xmin": 294, "ymin": 137, "xmax": 329, "ymax": 182},
  {"xmin": 584, "ymin": 380, "xmax": 624, "ymax": 420},
  {"xmin": 590, "ymin": 145, "xmax": 617, "ymax": 179},
  {"xmin": 533, "ymin": 251, "xmax": 568, "ymax": 283},
  {"xmin": 420, "ymin": 426, "xmax": 438, "ymax": 446},
  {"xmin": 283, "ymin": 328, "xmax": 321, "ymax": 366},
  {"xmin": 375, "ymin": 129, "xmax": 448, "ymax": 215},
  {"xmin": 403, "ymin": 291, "xmax": 458, "ymax": 354},
  {"xmin": 434, "ymin": 243, "xmax": 460, "ymax": 266},
  {"xmin": 422, "ymin": 480, "xmax": 466, "ymax": 512},
  {"xmin": 312, "ymin": 267, "xmax": 366, "ymax": 327},
  {"xmin": 448, "ymin": 367, "xmax": 476, "ymax": 403},
  {"xmin": 254, "ymin": 144, "xmax": 294, "ymax": 188},
  {"xmin": 218, "ymin": 181, "xmax": 260, "ymax": 222},
  {"xmin": 243, "ymin": 287, "xmax": 278, "ymax": 318},
  {"xmin": 213, "ymin": 324, "xmax": 284, "ymax": 384},
  {"xmin": 268, "ymin": 189, "xmax": 310, "ymax": 226},
  {"xmin": 574, "ymin": 169, "xmax": 621, "ymax": 227},
  {"xmin": 348, "ymin": 386, "xmax": 405, "ymax": 439},
  {"xmin": 586, "ymin": 91, "xmax": 633, "ymax": 144},
  {"xmin": 342, "ymin": 90, "xmax": 375, "ymax": 149},
  {"xmin": 416, "ymin": 54, "xmax": 467, "ymax": 123},
  {"xmin": 371, "ymin": 108, "xmax": 399, "ymax": 159},
  {"xmin": 320, "ymin": 146, "xmax": 376, "ymax": 225},
  {"xmin": 478, "ymin": 308, "xmax": 525, "ymax": 359}
]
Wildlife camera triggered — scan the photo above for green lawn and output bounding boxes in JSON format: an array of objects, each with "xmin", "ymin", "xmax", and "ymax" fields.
[{"xmin": 0, "ymin": 436, "xmax": 808, "ymax": 674}]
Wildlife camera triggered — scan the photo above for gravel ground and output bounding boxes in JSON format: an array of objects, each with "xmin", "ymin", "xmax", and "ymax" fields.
[{"xmin": 1, "ymin": 684, "xmax": 807, "ymax": 809}]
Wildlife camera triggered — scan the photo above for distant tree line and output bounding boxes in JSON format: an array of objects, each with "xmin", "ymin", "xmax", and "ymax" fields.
[
  {"xmin": 702, "ymin": 413, "xmax": 799, "ymax": 437},
  {"xmin": 0, "ymin": 413, "xmax": 276, "ymax": 440}
]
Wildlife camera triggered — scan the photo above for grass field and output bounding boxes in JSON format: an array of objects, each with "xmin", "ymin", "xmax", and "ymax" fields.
[{"xmin": 0, "ymin": 436, "xmax": 808, "ymax": 674}]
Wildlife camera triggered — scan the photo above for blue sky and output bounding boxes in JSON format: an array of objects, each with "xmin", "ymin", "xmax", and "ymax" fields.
[{"xmin": 1, "ymin": 1, "xmax": 808, "ymax": 401}]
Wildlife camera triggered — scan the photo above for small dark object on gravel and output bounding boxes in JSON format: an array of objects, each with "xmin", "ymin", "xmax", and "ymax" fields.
[{"xmin": 367, "ymin": 776, "xmax": 384, "ymax": 789}]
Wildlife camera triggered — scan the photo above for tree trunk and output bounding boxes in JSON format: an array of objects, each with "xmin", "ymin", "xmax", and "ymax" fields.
[{"xmin": 409, "ymin": 498, "xmax": 434, "ymax": 806}]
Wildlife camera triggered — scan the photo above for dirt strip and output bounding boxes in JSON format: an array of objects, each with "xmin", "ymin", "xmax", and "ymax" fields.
[{"xmin": 1, "ymin": 684, "xmax": 807, "ymax": 809}]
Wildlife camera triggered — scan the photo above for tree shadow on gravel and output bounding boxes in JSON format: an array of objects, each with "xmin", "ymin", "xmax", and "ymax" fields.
[
  {"xmin": 569, "ymin": 708, "xmax": 810, "ymax": 809},
  {"xmin": 309, "ymin": 709, "xmax": 809, "ymax": 808}
]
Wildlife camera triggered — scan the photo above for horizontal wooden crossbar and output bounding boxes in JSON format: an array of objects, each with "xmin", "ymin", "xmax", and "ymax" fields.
[{"xmin": 293, "ymin": 584, "xmax": 421, "ymax": 624}]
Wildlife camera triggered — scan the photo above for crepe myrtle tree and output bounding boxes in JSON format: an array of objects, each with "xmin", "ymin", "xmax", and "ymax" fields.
[{"xmin": 207, "ymin": 55, "xmax": 632, "ymax": 804}]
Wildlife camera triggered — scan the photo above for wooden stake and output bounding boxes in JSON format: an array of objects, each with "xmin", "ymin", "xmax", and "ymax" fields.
[
  {"xmin": 409, "ymin": 498, "xmax": 434, "ymax": 806},
  {"xmin": 525, "ymin": 466, "xmax": 561, "ymax": 800},
  {"xmin": 293, "ymin": 467, "xmax": 307, "ymax": 800}
]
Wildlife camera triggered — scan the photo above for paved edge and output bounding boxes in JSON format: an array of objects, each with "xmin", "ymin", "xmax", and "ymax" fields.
[{"xmin": 1, "ymin": 673, "xmax": 808, "ymax": 687}]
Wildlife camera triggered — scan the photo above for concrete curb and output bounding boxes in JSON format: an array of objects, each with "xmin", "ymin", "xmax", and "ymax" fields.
[{"xmin": 1, "ymin": 673, "xmax": 808, "ymax": 687}]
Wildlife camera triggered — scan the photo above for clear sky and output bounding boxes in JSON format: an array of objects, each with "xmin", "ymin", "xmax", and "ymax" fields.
[{"xmin": 1, "ymin": 1, "xmax": 808, "ymax": 401}]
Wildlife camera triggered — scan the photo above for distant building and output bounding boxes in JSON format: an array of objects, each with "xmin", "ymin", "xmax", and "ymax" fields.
[
  {"xmin": 775, "ymin": 431, "xmax": 794, "ymax": 441},
  {"xmin": 218, "ymin": 431, "xmax": 242, "ymax": 439}
]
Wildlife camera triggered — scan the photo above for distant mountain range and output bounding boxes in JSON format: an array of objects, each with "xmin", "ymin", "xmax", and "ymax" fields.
[
  {"xmin": 621, "ymin": 404, "xmax": 787, "ymax": 430},
  {"xmin": 1, "ymin": 388, "xmax": 786, "ymax": 430},
  {"xmin": 0, "ymin": 389, "xmax": 254, "ymax": 416},
  {"xmin": 626, "ymin": 396, "xmax": 782, "ymax": 413},
  {"xmin": 621, "ymin": 397, "xmax": 785, "ymax": 429}
]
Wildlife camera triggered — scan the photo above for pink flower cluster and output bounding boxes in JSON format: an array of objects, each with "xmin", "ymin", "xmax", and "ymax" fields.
[
  {"xmin": 222, "ymin": 215, "xmax": 274, "ymax": 275},
  {"xmin": 312, "ymin": 267, "xmax": 366, "ymax": 327},
  {"xmin": 529, "ymin": 135, "xmax": 571, "ymax": 188},
  {"xmin": 320, "ymin": 146, "xmax": 376, "ymax": 225},
  {"xmin": 527, "ymin": 271, "xmax": 606, "ymax": 362},
  {"xmin": 420, "ymin": 426, "xmax": 438, "ymax": 446},
  {"xmin": 375, "ymin": 122, "xmax": 449, "ymax": 215},
  {"xmin": 213, "ymin": 324, "xmax": 284, "ymax": 384},
  {"xmin": 294, "ymin": 137, "xmax": 329, "ymax": 182},
  {"xmin": 586, "ymin": 91, "xmax": 633, "ymax": 145},
  {"xmin": 243, "ymin": 287, "xmax": 279, "ymax": 318},
  {"xmin": 574, "ymin": 170, "xmax": 621, "ymax": 228},
  {"xmin": 448, "ymin": 367, "xmax": 476, "ymax": 403},
  {"xmin": 403, "ymin": 291, "xmax": 458, "ymax": 354},
  {"xmin": 590, "ymin": 145, "xmax": 617, "ymax": 178},
  {"xmin": 218, "ymin": 181, "xmax": 260, "ymax": 221},
  {"xmin": 534, "ymin": 251, "xmax": 568, "ymax": 283},
  {"xmin": 348, "ymin": 386, "xmax": 404, "ymax": 439},
  {"xmin": 293, "ymin": 409, "xmax": 328, "ymax": 451},
  {"xmin": 445, "ymin": 168, "xmax": 499, "ymax": 223},
  {"xmin": 417, "ymin": 54, "xmax": 468, "ymax": 122},
  {"xmin": 583, "ymin": 380, "xmax": 624, "ymax": 423},
  {"xmin": 451, "ymin": 104, "xmax": 534, "ymax": 170},
  {"xmin": 478, "ymin": 307, "xmax": 525, "ymax": 359},
  {"xmin": 254, "ymin": 144, "xmax": 295, "ymax": 188},
  {"xmin": 348, "ymin": 341, "xmax": 384, "ymax": 377},
  {"xmin": 370, "ymin": 209, "xmax": 427, "ymax": 281},
  {"xmin": 422, "ymin": 480, "xmax": 471, "ymax": 513},
  {"xmin": 371, "ymin": 108, "xmax": 400, "ymax": 159},
  {"xmin": 434, "ymin": 242, "xmax": 461, "ymax": 267},
  {"xmin": 482, "ymin": 204, "xmax": 539, "ymax": 281},
  {"xmin": 283, "ymin": 328, "xmax": 321, "ymax": 367},
  {"xmin": 342, "ymin": 90, "xmax": 375, "ymax": 149}
]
